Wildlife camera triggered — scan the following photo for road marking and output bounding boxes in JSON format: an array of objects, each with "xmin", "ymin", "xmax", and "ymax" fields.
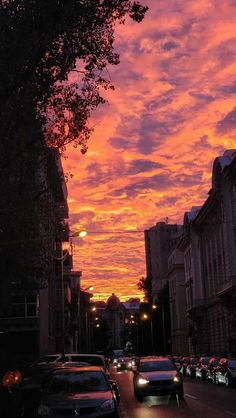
[
  {"xmin": 185, "ymin": 393, "xmax": 198, "ymax": 400},
  {"xmin": 225, "ymin": 411, "xmax": 236, "ymax": 417}
]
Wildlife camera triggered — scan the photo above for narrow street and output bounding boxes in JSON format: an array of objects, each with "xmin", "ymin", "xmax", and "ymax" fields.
[{"xmin": 110, "ymin": 367, "xmax": 236, "ymax": 418}]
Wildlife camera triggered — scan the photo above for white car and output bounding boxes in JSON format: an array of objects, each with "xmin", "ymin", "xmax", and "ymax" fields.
[{"xmin": 31, "ymin": 353, "xmax": 108, "ymax": 374}]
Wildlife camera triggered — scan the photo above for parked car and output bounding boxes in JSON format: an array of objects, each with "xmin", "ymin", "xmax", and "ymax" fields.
[
  {"xmin": 31, "ymin": 353, "xmax": 108, "ymax": 375},
  {"xmin": 22, "ymin": 362, "xmax": 65, "ymax": 417},
  {"xmin": 206, "ymin": 357, "xmax": 219, "ymax": 383},
  {"xmin": 195, "ymin": 357, "xmax": 211, "ymax": 380},
  {"xmin": 133, "ymin": 356, "xmax": 183, "ymax": 401},
  {"xmin": 186, "ymin": 357, "xmax": 198, "ymax": 378},
  {"xmin": 215, "ymin": 358, "xmax": 236, "ymax": 388},
  {"xmin": 37, "ymin": 366, "xmax": 120, "ymax": 418}
]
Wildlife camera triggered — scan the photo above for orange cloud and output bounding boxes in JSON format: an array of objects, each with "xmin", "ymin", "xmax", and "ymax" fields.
[{"xmin": 63, "ymin": 0, "xmax": 236, "ymax": 301}]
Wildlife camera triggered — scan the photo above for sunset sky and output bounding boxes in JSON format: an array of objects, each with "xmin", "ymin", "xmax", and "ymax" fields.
[{"xmin": 63, "ymin": 0, "xmax": 236, "ymax": 302}]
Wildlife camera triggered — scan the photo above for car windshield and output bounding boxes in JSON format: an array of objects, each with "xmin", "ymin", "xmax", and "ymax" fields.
[
  {"xmin": 113, "ymin": 350, "xmax": 124, "ymax": 358},
  {"xmin": 139, "ymin": 360, "xmax": 175, "ymax": 372},
  {"xmin": 47, "ymin": 371, "xmax": 109, "ymax": 394}
]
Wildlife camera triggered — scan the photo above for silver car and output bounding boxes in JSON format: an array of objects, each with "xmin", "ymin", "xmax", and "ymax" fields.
[
  {"xmin": 133, "ymin": 356, "xmax": 184, "ymax": 401},
  {"xmin": 38, "ymin": 366, "xmax": 120, "ymax": 418}
]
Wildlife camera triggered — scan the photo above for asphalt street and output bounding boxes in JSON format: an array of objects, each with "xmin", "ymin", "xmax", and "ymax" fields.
[{"xmin": 110, "ymin": 367, "xmax": 236, "ymax": 418}]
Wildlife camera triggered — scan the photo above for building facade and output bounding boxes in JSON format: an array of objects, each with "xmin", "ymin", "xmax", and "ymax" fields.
[
  {"xmin": 168, "ymin": 246, "xmax": 188, "ymax": 355},
  {"xmin": 0, "ymin": 148, "xmax": 73, "ymax": 364},
  {"xmin": 144, "ymin": 222, "xmax": 183, "ymax": 300},
  {"xmin": 176, "ymin": 150, "xmax": 236, "ymax": 356}
]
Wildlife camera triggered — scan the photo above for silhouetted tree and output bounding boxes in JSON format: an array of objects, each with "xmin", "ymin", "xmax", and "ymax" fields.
[
  {"xmin": 0, "ymin": 0, "xmax": 148, "ymax": 167},
  {"xmin": 137, "ymin": 275, "xmax": 152, "ymax": 303}
]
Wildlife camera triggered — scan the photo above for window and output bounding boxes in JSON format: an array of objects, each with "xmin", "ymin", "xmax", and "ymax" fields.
[{"xmin": 11, "ymin": 294, "xmax": 38, "ymax": 318}]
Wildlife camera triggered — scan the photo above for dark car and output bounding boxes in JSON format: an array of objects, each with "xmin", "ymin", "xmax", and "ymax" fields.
[
  {"xmin": 186, "ymin": 357, "xmax": 198, "ymax": 378},
  {"xmin": 111, "ymin": 350, "xmax": 125, "ymax": 366},
  {"xmin": 195, "ymin": 357, "xmax": 210, "ymax": 380},
  {"xmin": 37, "ymin": 366, "xmax": 120, "ymax": 418},
  {"xmin": 31, "ymin": 353, "xmax": 109, "ymax": 378},
  {"xmin": 215, "ymin": 358, "xmax": 236, "ymax": 388},
  {"xmin": 22, "ymin": 362, "xmax": 65, "ymax": 417},
  {"xmin": 116, "ymin": 356, "xmax": 134, "ymax": 371},
  {"xmin": 133, "ymin": 356, "xmax": 184, "ymax": 401},
  {"xmin": 206, "ymin": 357, "xmax": 219, "ymax": 383}
]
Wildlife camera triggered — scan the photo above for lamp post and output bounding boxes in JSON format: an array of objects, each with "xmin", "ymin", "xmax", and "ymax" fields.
[
  {"xmin": 54, "ymin": 245, "xmax": 71, "ymax": 357},
  {"xmin": 56, "ymin": 229, "xmax": 87, "ymax": 356},
  {"xmin": 150, "ymin": 304, "xmax": 157, "ymax": 354},
  {"xmin": 141, "ymin": 304, "xmax": 157, "ymax": 355},
  {"xmin": 77, "ymin": 285, "xmax": 94, "ymax": 352},
  {"xmin": 141, "ymin": 313, "xmax": 154, "ymax": 355},
  {"xmin": 85, "ymin": 306, "xmax": 96, "ymax": 352}
]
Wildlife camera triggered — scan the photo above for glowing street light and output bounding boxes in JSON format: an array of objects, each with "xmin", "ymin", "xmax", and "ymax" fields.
[{"xmin": 70, "ymin": 230, "xmax": 87, "ymax": 238}]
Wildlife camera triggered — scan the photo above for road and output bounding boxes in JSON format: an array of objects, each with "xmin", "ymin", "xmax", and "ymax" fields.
[{"xmin": 110, "ymin": 367, "xmax": 236, "ymax": 418}]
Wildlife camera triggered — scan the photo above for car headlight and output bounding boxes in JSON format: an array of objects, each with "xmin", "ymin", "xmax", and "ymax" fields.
[
  {"xmin": 128, "ymin": 362, "xmax": 132, "ymax": 367},
  {"xmin": 117, "ymin": 363, "xmax": 121, "ymax": 367},
  {"xmin": 138, "ymin": 377, "xmax": 149, "ymax": 385},
  {"xmin": 114, "ymin": 359, "xmax": 117, "ymax": 364},
  {"xmin": 38, "ymin": 404, "xmax": 52, "ymax": 416},
  {"xmin": 99, "ymin": 400, "xmax": 114, "ymax": 412},
  {"xmin": 132, "ymin": 361, "xmax": 135, "ymax": 365},
  {"xmin": 173, "ymin": 376, "xmax": 180, "ymax": 383}
]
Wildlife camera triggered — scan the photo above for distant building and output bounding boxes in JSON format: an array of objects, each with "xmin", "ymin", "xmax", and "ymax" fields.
[
  {"xmin": 106, "ymin": 294, "xmax": 125, "ymax": 349},
  {"xmin": 168, "ymin": 244, "xmax": 188, "ymax": 355},
  {"xmin": 144, "ymin": 222, "xmax": 183, "ymax": 300}
]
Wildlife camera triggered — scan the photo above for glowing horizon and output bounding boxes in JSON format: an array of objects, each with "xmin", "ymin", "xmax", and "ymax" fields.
[{"xmin": 63, "ymin": 0, "xmax": 236, "ymax": 301}]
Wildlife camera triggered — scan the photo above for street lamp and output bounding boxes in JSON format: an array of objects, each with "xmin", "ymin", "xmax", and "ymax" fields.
[{"xmin": 57, "ymin": 229, "xmax": 87, "ymax": 356}]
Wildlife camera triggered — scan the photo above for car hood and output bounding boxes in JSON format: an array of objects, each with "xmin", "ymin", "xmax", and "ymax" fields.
[
  {"xmin": 139, "ymin": 370, "xmax": 176, "ymax": 381},
  {"xmin": 42, "ymin": 391, "xmax": 112, "ymax": 408}
]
